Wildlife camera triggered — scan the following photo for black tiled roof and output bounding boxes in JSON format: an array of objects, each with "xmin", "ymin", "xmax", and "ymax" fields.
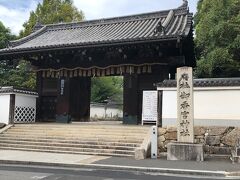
[
  {"xmin": 0, "ymin": 87, "xmax": 38, "ymax": 96},
  {"xmin": 157, "ymin": 78, "xmax": 240, "ymax": 88},
  {"xmin": 0, "ymin": 2, "xmax": 192, "ymax": 55}
]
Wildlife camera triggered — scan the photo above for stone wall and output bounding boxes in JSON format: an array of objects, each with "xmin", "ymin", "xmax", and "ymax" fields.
[{"xmin": 158, "ymin": 126, "xmax": 240, "ymax": 155}]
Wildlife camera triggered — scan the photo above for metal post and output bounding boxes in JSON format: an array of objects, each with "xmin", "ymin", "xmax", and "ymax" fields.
[{"xmin": 151, "ymin": 126, "xmax": 158, "ymax": 159}]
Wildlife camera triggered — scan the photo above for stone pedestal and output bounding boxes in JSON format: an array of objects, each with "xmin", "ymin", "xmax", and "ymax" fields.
[
  {"xmin": 231, "ymin": 146, "xmax": 240, "ymax": 163},
  {"xmin": 167, "ymin": 142, "xmax": 204, "ymax": 161}
]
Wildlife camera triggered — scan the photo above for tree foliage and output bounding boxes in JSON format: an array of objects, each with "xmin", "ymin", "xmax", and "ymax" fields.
[
  {"xmin": 0, "ymin": 21, "xmax": 35, "ymax": 89},
  {"xmin": 91, "ymin": 77, "xmax": 123, "ymax": 104},
  {"xmin": 20, "ymin": 0, "xmax": 84, "ymax": 37},
  {"xmin": 194, "ymin": 0, "xmax": 240, "ymax": 78},
  {"xmin": 0, "ymin": 22, "xmax": 28, "ymax": 88},
  {"xmin": 0, "ymin": 60, "xmax": 36, "ymax": 89},
  {"xmin": 0, "ymin": 21, "xmax": 15, "ymax": 49}
]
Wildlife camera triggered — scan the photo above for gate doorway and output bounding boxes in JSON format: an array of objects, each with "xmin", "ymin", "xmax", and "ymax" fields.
[{"xmin": 90, "ymin": 76, "xmax": 123, "ymax": 122}]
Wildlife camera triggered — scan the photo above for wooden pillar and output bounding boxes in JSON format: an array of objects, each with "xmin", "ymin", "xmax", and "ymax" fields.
[
  {"xmin": 56, "ymin": 78, "xmax": 71, "ymax": 122},
  {"xmin": 123, "ymin": 74, "xmax": 139, "ymax": 124},
  {"xmin": 9, "ymin": 94, "xmax": 15, "ymax": 124},
  {"xmin": 69, "ymin": 77, "xmax": 91, "ymax": 121},
  {"xmin": 123, "ymin": 65, "xmax": 169, "ymax": 125},
  {"xmin": 36, "ymin": 72, "xmax": 43, "ymax": 122},
  {"xmin": 56, "ymin": 77, "xmax": 91, "ymax": 122}
]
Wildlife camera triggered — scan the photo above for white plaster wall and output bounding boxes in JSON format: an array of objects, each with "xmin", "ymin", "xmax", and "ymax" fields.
[
  {"xmin": 160, "ymin": 88, "xmax": 240, "ymax": 127},
  {"xmin": 0, "ymin": 94, "xmax": 10, "ymax": 124},
  {"xmin": 106, "ymin": 107, "xmax": 123, "ymax": 118},
  {"xmin": 90, "ymin": 105, "xmax": 123, "ymax": 119},
  {"xmin": 15, "ymin": 94, "xmax": 36, "ymax": 108},
  {"xmin": 162, "ymin": 91, "xmax": 177, "ymax": 120},
  {"xmin": 90, "ymin": 106, "xmax": 105, "ymax": 119},
  {"xmin": 195, "ymin": 90, "xmax": 240, "ymax": 120}
]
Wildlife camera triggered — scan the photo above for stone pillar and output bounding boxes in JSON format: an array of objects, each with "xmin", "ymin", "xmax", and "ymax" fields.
[
  {"xmin": 167, "ymin": 67, "xmax": 204, "ymax": 161},
  {"xmin": 177, "ymin": 67, "xmax": 194, "ymax": 143}
]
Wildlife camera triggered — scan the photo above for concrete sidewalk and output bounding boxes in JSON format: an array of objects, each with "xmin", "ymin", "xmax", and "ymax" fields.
[{"xmin": 0, "ymin": 150, "xmax": 239, "ymax": 178}]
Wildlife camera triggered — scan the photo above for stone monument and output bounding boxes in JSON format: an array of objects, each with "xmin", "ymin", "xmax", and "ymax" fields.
[
  {"xmin": 167, "ymin": 67, "xmax": 204, "ymax": 161},
  {"xmin": 177, "ymin": 67, "xmax": 194, "ymax": 143}
]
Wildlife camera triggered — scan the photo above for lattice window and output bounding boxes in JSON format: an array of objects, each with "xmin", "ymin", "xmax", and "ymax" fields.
[{"xmin": 14, "ymin": 106, "xmax": 36, "ymax": 123}]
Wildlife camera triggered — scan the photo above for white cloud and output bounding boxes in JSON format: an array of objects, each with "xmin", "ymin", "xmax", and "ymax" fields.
[
  {"xmin": 73, "ymin": 0, "xmax": 197, "ymax": 21},
  {"xmin": 0, "ymin": 1, "xmax": 38, "ymax": 35},
  {"xmin": 74, "ymin": 0, "xmax": 109, "ymax": 19}
]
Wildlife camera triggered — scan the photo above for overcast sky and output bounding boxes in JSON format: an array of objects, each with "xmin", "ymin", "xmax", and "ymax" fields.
[{"xmin": 0, "ymin": 0, "xmax": 198, "ymax": 35}]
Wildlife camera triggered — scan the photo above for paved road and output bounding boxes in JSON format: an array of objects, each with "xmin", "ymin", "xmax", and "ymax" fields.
[{"xmin": 0, "ymin": 164, "xmax": 238, "ymax": 180}]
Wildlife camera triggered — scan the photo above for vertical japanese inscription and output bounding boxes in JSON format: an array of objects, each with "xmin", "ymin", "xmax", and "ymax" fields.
[
  {"xmin": 60, "ymin": 79, "xmax": 65, "ymax": 96},
  {"xmin": 177, "ymin": 67, "xmax": 194, "ymax": 143}
]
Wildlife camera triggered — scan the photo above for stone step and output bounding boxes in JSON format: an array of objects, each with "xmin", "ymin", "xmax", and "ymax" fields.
[
  {"xmin": 8, "ymin": 128, "xmax": 148, "ymax": 134},
  {"xmin": 10, "ymin": 128, "xmax": 148, "ymax": 134},
  {"xmin": 0, "ymin": 147, "xmax": 133, "ymax": 157},
  {"xmin": 3, "ymin": 134, "xmax": 143, "ymax": 140},
  {"xmin": 0, "ymin": 140, "xmax": 136, "ymax": 150},
  {"xmin": 5, "ymin": 130, "xmax": 145, "ymax": 137},
  {"xmin": 0, "ymin": 137, "xmax": 140, "ymax": 147},
  {"xmin": 3, "ymin": 134, "xmax": 144, "ymax": 140},
  {"xmin": 0, "ymin": 124, "xmax": 147, "ymax": 157},
  {"xmin": 14, "ymin": 123, "xmax": 149, "ymax": 127},
  {"xmin": 14, "ymin": 123, "xmax": 149, "ymax": 128},
  {"xmin": 0, "ymin": 135, "xmax": 143, "ymax": 143},
  {"xmin": 2, "ymin": 132, "xmax": 144, "ymax": 140},
  {"xmin": 0, "ymin": 143, "xmax": 135, "ymax": 155}
]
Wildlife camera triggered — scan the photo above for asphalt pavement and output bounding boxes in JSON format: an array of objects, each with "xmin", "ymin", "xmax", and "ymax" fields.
[
  {"xmin": 0, "ymin": 164, "xmax": 238, "ymax": 180},
  {"xmin": 0, "ymin": 150, "xmax": 240, "ymax": 178},
  {"xmin": 95, "ymin": 156, "xmax": 240, "ymax": 172}
]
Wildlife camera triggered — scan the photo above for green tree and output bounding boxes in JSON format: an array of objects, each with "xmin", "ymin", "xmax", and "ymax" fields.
[
  {"xmin": 20, "ymin": 0, "xmax": 84, "ymax": 37},
  {"xmin": 0, "ymin": 21, "xmax": 20, "ymax": 88},
  {"xmin": 0, "ymin": 60, "xmax": 36, "ymax": 89},
  {"xmin": 0, "ymin": 21, "xmax": 15, "ymax": 49},
  {"xmin": 91, "ymin": 77, "xmax": 123, "ymax": 104},
  {"xmin": 194, "ymin": 0, "xmax": 240, "ymax": 78}
]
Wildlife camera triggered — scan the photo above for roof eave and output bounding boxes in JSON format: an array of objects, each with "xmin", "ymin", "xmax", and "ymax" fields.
[
  {"xmin": 9, "ymin": 26, "xmax": 47, "ymax": 48},
  {"xmin": 0, "ymin": 35, "xmax": 185, "ymax": 58}
]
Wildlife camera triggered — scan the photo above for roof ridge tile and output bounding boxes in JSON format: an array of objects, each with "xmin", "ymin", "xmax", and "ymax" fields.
[{"xmin": 157, "ymin": 78, "xmax": 240, "ymax": 88}]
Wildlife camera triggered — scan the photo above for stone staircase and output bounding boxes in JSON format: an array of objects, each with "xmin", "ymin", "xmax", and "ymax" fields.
[{"xmin": 0, "ymin": 123, "xmax": 150, "ymax": 157}]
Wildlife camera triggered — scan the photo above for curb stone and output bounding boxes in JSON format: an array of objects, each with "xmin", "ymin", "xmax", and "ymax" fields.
[
  {"xmin": 226, "ymin": 171, "xmax": 240, "ymax": 177},
  {"xmin": 0, "ymin": 160, "xmax": 234, "ymax": 177}
]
